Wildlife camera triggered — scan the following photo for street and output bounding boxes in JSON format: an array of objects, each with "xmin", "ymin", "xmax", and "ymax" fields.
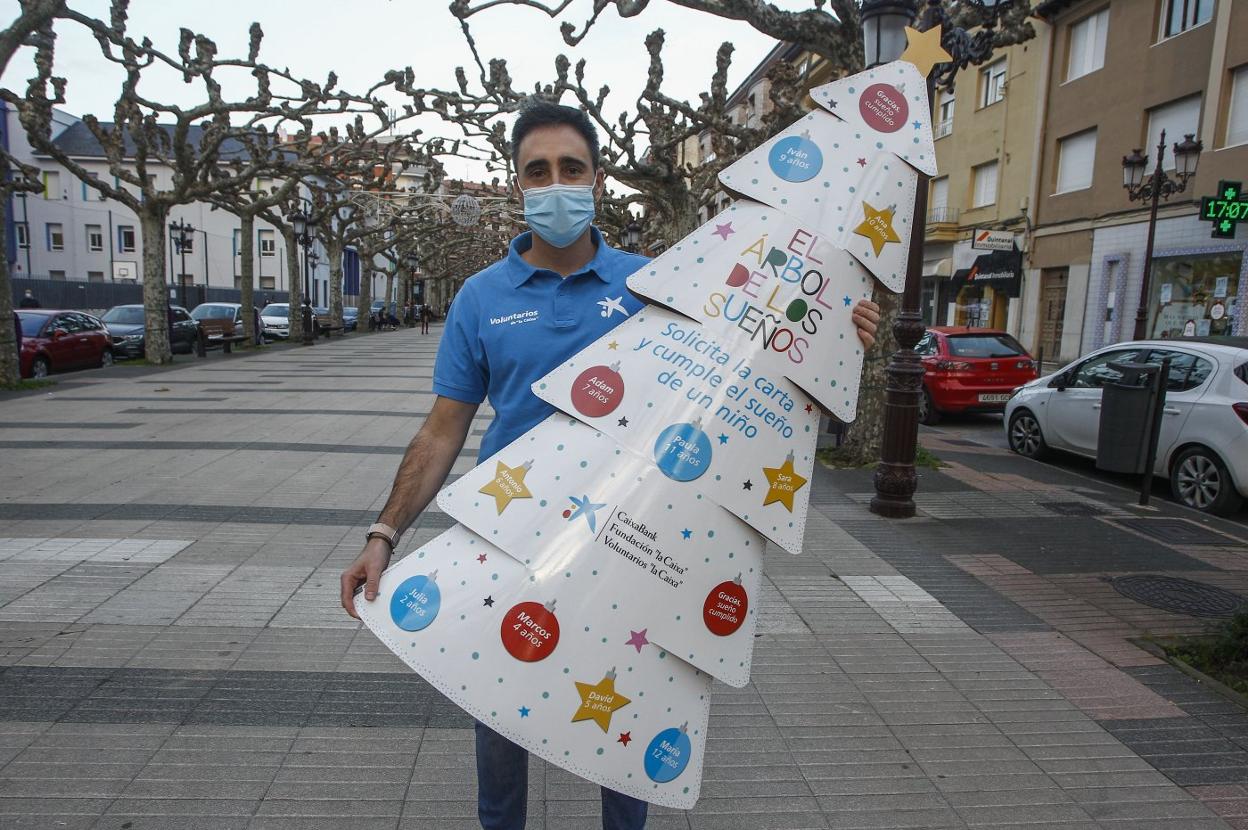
[{"xmin": 2, "ymin": 326, "xmax": 1248, "ymax": 829}]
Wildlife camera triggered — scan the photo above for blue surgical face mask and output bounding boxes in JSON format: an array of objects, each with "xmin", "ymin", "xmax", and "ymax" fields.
[{"xmin": 522, "ymin": 183, "xmax": 596, "ymax": 248}]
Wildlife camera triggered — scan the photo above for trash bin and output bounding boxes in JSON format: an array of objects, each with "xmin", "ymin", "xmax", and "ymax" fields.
[{"xmin": 1096, "ymin": 361, "xmax": 1162, "ymax": 474}]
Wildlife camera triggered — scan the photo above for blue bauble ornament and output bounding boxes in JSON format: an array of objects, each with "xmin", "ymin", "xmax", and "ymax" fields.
[
  {"xmin": 390, "ymin": 571, "xmax": 441, "ymax": 631},
  {"xmin": 767, "ymin": 131, "xmax": 823, "ymax": 183},
  {"xmin": 644, "ymin": 722, "xmax": 692, "ymax": 783},
  {"xmin": 653, "ymin": 418, "xmax": 712, "ymax": 482}
]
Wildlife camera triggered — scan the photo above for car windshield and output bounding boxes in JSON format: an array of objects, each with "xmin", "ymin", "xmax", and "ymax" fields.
[
  {"xmin": 261, "ymin": 305, "xmax": 289, "ymax": 317},
  {"xmin": 314, "ymin": 307, "xmax": 328, "ymax": 314},
  {"xmin": 946, "ymin": 334, "xmax": 1026, "ymax": 358},
  {"xmin": 101, "ymin": 307, "xmax": 144, "ymax": 325},
  {"xmin": 343, "ymin": 308, "xmax": 357, "ymax": 317},
  {"xmin": 192, "ymin": 305, "xmax": 236, "ymax": 320},
  {"xmin": 17, "ymin": 313, "xmax": 50, "ymax": 336}
]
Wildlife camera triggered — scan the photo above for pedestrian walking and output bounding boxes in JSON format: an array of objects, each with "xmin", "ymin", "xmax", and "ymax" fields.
[
  {"xmin": 420, "ymin": 303, "xmax": 430, "ymax": 335},
  {"xmin": 339, "ymin": 102, "xmax": 881, "ymax": 830},
  {"xmin": 18, "ymin": 289, "xmax": 39, "ymax": 309}
]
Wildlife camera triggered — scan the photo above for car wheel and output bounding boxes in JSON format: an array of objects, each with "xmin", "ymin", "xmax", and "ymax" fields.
[
  {"xmin": 32, "ymin": 356, "xmax": 50, "ymax": 379},
  {"xmin": 1007, "ymin": 409, "xmax": 1047, "ymax": 459},
  {"xmin": 1170, "ymin": 446, "xmax": 1244, "ymax": 517},
  {"xmin": 100, "ymin": 349, "xmax": 114, "ymax": 368},
  {"xmin": 918, "ymin": 387, "xmax": 941, "ymax": 425}
]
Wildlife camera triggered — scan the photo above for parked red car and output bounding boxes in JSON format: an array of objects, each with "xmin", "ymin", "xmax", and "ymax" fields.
[
  {"xmin": 916, "ymin": 327, "xmax": 1038, "ymax": 424},
  {"xmin": 17, "ymin": 309, "xmax": 114, "ymax": 379}
]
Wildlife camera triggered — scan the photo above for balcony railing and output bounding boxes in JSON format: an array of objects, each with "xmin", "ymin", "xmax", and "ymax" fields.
[
  {"xmin": 926, "ymin": 206, "xmax": 960, "ymax": 225},
  {"xmin": 934, "ymin": 118, "xmax": 953, "ymax": 139}
]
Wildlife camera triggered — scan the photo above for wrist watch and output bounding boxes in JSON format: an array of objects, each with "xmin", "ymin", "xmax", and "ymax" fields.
[{"xmin": 366, "ymin": 522, "xmax": 399, "ymax": 551}]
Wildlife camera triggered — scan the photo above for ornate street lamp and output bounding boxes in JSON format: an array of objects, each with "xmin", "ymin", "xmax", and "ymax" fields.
[
  {"xmin": 868, "ymin": 0, "xmax": 1019, "ymax": 519},
  {"xmin": 1122, "ymin": 130, "xmax": 1204, "ymax": 340},
  {"xmin": 862, "ymin": 0, "xmax": 915, "ymax": 69},
  {"xmin": 624, "ymin": 220, "xmax": 643, "ymax": 253},
  {"xmin": 168, "ymin": 219, "xmax": 195, "ymax": 308}
]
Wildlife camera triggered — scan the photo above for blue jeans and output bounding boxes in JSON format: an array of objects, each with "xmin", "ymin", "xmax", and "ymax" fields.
[{"xmin": 475, "ymin": 721, "xmax": 648, "ymax": 830}]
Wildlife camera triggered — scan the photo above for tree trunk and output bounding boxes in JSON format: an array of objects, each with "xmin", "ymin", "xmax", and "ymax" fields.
[
  {"xmin": 385, "ymin": 271, "xmax": 395, "ymax": 313},
  {"xmin": 826, "ymin": 286, "xmax": 899, "ymax": 466},
  {"xmin": 326, "ymin": 240, "xmax": 344, "ymax": 327},
  {"xmin": 283, "ymin": 228, "xmax": 303, "ymax": 336},
  {"xmin": 238, "ymin": 213, "xmax": 256, "ymax": 344},
  {"xmin": 0, "ymin": 208, "xmax": 18, "ymax": 386},
  {"xmin": 397, "ymin": 268, "xmax": 410, "ymax": 323},
  {"xmin": 139, "ymin": 206, "xmax": 173, "ymax": 364}
]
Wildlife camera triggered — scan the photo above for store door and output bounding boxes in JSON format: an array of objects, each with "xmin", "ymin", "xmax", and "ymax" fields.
[{"xmin": 1037, "ymin": 268, "xmax": 1068, "ymax": 362}]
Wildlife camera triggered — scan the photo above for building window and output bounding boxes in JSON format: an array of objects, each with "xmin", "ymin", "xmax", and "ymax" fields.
[
  {"xmin": 259, "ymin": 229, "xmax": 276, "ymax": 257},
  {"xmin": 15, "ymin": 223, "xmax": 29, "ymax": 250},
  {"xmin": 1055, "ymin": 129, "xmax": 1097, "ymax": 193},
  {"xmin": 49, "ymin": 270, "xmax": 66, "ymax": 281},
  {"xmin": 85, "ymin": 224, "xmax": 104, "ymax": 253},
  {"xmin": 43, "ymin": 171, "xmax": 61, "ymax": 200},
  {"xmin": 1146, "ymin": 95, "xmax": 1201, "ymax": 170},
  {"xmin": 1162, "ymin": 0, "xmax": 1213, "ymax": 39},
  {"xmin": 260, "ymin": 276, "xmax": 276, "ymax": 290},
  {"xmin": 972, "ymin": 161, "xmax": 999, "ymax": 208},
  {"xmin": 46, "ymin": 223, "xmax": 64, "ymax": 251},
  {"xmin": 935, "ymin": 94, "xmax": 955, "ymax": 138},
  {"xmin": 1227, "ymin": 65, "xmax": 1248, "ymax": 147},
  {"xmin": 82, "ymin": 173, "xmax": 104, "ymax": 202},
  {"xmin": 979, "ymin": 59, "xmax": 1007, "ymax": 108},
  {"xmin": 929, "ymin": 176, "xmax": 949, "ymax": 217},
  {"xmin": 118, "ymin": 225, "xmax": 136, "ymax": 253},
  {"xmin": 232, "ymin": 228, "xmax": 241, "ymax": 256},
  {"xmin": 87, "ymin": 271, "xmax": 105, "ymax": 282},
  {"xmin": 1147, "ymin": 251, "xmax": 1240, "ymax": 338},
  {"xmin": 1067, "ymin": 8, "xmax": 1108, "ymax": 81}
]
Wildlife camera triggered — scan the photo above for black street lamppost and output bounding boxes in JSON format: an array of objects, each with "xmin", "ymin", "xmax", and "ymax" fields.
[
  {"xmin": 624, "ymin": 220, "xmax": 643, "ymax": 254},
  {"xmin": 1122, "ymin": 131, "xmax": 1203, "ymax": 341},
  {"xmin": 865, "ymin": 0, "xmax": 1018, "ymax": 519},
  {"xmin": 290, "ymin": 209, "xmax": 318, "ymax": 345},
  {"xmin": 405, "ymin": 252, "xmax": 419, "ymax": 327},
  {"xmin": 168, "ymin": 219, "xmax": 195, "ymax": 309}
]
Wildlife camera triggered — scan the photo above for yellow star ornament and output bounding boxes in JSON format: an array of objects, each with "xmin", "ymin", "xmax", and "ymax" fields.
[
  {"xmin": 478, "ymin": 459, "xmax": 534, "ymax": 514},
  {"xmin": 762, "ymin": 451, "xmax": 809, "ymax": 512},
  {"xmin": 572, "ymin": 667, "xmax": 631, "ymax": 732},
  {"xmin": 900, "ymin": 25, "xmax": 951, "ymax": 77},
  {"xmin": 853, "ymin": 202, "xmax": 902, "ymax": 257}
]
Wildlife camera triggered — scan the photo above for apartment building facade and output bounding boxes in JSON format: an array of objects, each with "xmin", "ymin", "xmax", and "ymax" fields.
[{"xmin": 1028, "ymin": 0, "xmax": 1248, "ymax": 361}]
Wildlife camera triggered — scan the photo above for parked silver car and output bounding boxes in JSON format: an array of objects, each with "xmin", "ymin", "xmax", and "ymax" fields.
[
  {"xmin": 260, "ymin": 303, "xmax": 291, "ymax": 339},
  {"xmin": 1005, "ymin": 338, "xmax": 1248, "ymax": 515}
]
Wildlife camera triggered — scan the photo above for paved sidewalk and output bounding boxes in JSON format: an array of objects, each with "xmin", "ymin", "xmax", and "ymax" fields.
[{"xmin": 1, "ymin": 325, "xmax": 1247, "ymax": 829}]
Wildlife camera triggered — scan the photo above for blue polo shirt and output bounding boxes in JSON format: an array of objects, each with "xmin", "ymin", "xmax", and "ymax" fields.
[{"xmin": 433, "ymin": 228, "xmax": 648, "ymax": 461}]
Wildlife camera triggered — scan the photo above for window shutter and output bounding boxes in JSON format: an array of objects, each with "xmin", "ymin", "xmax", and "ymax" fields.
[
  {"xmin": 1228, "ymin": 66, "xmax": 1248, "ymax": 147},
  {"xmin": 1056, "ymin": 130, "xmax": 1097, "ymax": 193}
]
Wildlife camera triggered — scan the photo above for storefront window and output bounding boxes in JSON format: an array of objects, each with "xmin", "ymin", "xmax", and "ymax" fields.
[
  {"xmin": 951, "ymin": 285, "xmax": 1009, "ymax": 329},
  {"xmin": 1147, "ymin": 252, "xmax": 1241, "ymax": 339}
]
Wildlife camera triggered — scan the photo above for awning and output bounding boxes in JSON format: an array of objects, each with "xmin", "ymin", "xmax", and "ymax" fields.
[
  {"xmin": 950, "ymin": 248, "xmax": 1023, "ymax": 298},
  {"xmin": 923, "ymin": 258, "xmax": 951, "ymax": 277}
]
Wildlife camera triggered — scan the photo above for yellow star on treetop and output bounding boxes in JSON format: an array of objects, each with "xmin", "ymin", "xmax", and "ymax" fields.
[
  {"xmin": 478, "ymin": 459, "xmax": 534, "ymax": 514},
  {"xmin": 900, "ymin": 25, "xmax": 951, "ymax": 77},
  {"xmin": 572, "ymin": 667, "xmax": 631, "ymax": 732},
  {"xmin": 762, "ymin": 451, "xmax": 809, "ymax": 512},
  {"xmin": 853, "ymin": 202, "xmax": 902, "ymax": 257}
]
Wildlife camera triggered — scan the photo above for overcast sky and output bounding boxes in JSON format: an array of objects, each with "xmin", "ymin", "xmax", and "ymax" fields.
[{"xmin": 0, "ymin": 0, "xmax": 825, "ymax": 181}]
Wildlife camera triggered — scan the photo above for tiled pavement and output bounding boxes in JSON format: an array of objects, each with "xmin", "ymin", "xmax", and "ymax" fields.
[{"xmin": 1, "ymin": 326, "xmax": 1247, "ymax": 828}]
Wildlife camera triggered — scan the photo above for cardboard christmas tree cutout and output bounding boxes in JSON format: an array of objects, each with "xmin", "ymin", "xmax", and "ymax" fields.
[{"xmin": 355, "ymin": 52, "xmax": 938, "ymax": 811}]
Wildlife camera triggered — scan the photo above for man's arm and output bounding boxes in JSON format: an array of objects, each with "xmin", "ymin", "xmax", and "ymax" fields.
[{"xmin": 340, "ymin": 395, "xmax": 478, "ymax": 619}]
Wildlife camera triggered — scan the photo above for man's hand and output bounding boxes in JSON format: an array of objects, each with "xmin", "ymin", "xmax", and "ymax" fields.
[
  {"xmin": 340, "ymin": 537, "xmax": 393, "ymax": 620},
  {"xmin": 851, "ymin": 299, "xmax": 882, "ymax": 349}
]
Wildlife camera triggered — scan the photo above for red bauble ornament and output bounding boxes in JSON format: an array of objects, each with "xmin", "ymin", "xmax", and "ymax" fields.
[
  {"xmin": 858, "ymin": 83, "xmax": 908, "ymax": 134},
  {"xmin": 500, "ymin": 599, "xmax": 560, "ymax": 662},
  {"xmin": 571, "ymin": 362, "xmax": 625, "ymax": 417},
  {"xmin": 703, "ymin": 574, "xmax": 748, "ymax": 636}
]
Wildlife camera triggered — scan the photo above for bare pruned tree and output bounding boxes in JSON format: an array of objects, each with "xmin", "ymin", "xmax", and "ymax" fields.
[{"xmin": 4, "ymin": 0, "xmax": 400, "ymax": 363}]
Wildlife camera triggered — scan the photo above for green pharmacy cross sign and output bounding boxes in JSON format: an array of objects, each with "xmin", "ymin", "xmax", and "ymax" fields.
[{"xmin": 1201, "ymin": 180, "xmax": 1248, "ymax": 239}]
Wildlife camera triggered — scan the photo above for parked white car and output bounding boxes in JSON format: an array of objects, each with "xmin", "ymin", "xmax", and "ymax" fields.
[
  {"xmin": 1005, "ymin": 339, "xmax": 1248, "ymax": 516},
  {"xmin": 260, "ymin": 304, "xmax": 291, "ymax": 339}
]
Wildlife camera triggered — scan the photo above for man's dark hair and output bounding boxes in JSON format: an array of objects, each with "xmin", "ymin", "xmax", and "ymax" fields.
[{"xmin": 511, "ymin": 101, "xmax": 600, "ymax": 169}]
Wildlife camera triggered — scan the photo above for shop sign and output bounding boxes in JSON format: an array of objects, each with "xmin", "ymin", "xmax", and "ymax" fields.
[
  {"xmin": 951, "ymin": 248, "xmax": 1023, "ymax": 298},
  {"xmin": 971, "ymin": 228, "xmax": 1016, "ymax": 251},
  {"xmin": 1200, "ymin": 180, "xmax": 1248, "ymax": 239}
]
